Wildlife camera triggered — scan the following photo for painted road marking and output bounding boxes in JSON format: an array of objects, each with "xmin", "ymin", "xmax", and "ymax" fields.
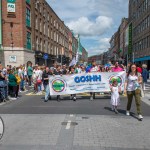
[
  {"xmin": 70, "ymin": 114, "xmax": 74, "ymax": 117},
  {"xmin": 66, "ymin": 120, "xmax": 71, "ymax": 130}
]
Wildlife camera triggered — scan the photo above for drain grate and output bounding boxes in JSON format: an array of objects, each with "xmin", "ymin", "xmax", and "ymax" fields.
[
  {"xmin": 82, "ymin": 117, "xmax": 89, "ymax": 119},
  {"xmin": 61, "ymin": 122, "xmax": 78, "ymax": 126}
]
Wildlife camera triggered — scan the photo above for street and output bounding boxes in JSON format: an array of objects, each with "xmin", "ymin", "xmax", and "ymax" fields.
[{"xmin": 0, "ymin": 86, "xmax": 150, "ymax": 150}]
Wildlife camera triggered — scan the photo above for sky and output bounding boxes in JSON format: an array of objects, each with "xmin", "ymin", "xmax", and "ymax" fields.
[{"xmin": 47, "ymin": 0, "xmax": 129, "ymax": 56}]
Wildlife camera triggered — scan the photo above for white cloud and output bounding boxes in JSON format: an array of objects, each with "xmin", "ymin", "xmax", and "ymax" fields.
[
  {"xmin": 87, "ymin": 37, "xmax": 110, "ymax": 56},
  {"xmin": 67, "ymin": 16, "xmax": 113, "ymax": 36}
]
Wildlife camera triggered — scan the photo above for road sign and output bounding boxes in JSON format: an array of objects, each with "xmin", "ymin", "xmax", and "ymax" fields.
[
  {"xmin": 43, "ymin": 53, "xmax": 48, "ymax": 60},
  {"xmin": 7, "ymin": 0, "xmax": 16, "ymax": 3},
  {"xmin": 7, "ymin": 3, "xmax": 15, "ymax": 12}
]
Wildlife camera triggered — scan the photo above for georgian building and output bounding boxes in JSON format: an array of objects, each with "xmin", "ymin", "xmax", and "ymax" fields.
[
  {"xmin": 0, "ymin": 0, "xmax": 86, "ymax": 67},
  {"xmin": 129, "ymin": 0, "xmax": 150, "ymax": 69}
]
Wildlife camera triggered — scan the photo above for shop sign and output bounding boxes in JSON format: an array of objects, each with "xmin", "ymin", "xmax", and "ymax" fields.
[
  {"xmin": 7, "ymin": 3, "xmax": 15, "ymax": 12},
  {"xmin": 9, "ymin": 55, "xmax": 17, "ymax": 63}
]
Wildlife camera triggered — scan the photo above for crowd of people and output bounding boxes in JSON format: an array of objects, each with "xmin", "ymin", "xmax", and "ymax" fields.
[{"xmin": 0, "ymin": 61, "xmax": 149, "ymax": 120}]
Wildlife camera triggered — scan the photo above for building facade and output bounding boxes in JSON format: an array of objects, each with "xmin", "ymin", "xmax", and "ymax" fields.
[
  {"xmin": 129, "ymin": 0, "xmax": 150, "ymax": 69},
  {"xmin": 0, "ymin": 0, "xmax": 86, "ymax": 67},
  {"xmin": 1, "ymin": 0, "xmax": 34, "ymax": 67}
]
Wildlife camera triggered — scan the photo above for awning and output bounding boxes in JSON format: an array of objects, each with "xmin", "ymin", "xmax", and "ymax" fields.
[{"xmin": 134, "ymin": 56, "xmax": 150, "ymax": 62}]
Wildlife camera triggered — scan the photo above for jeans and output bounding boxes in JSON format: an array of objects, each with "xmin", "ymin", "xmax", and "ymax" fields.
[
  {"xmin": 127, "ymin": 89, "xmax": 142, "ymax": 115},
  {"xmin": 37, "ymin": 83, "xmax": 42, "ymax": 92},
  {"xmin": 0, "ymin": 86, "xmax": 8, "ymax": 99},
  {"xmin": 44, "ymin": 84, "xmax": 50, "ymax": 101},
  {"xmin": 8, "ymin": 86, "xmax": 17, "ymax": 97},
  {"xmin": 28, "ymin": 75, "xmax": 32, "ymax": 86},
  {"xmin": 20, "ymin": 80, "xmax": 24, "ymax": 90}
]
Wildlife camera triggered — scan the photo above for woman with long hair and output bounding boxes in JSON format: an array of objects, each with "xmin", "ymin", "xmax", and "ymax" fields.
[{"xmin": 124, "ymin": 64, "xmax": 143, "ymax": 120}]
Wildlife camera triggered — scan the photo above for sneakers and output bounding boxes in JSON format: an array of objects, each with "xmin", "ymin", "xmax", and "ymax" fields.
[
  {"xmin": 90, "ymin": 96, "xmax": 93, "ymax": 101},
  {"xmin": 73, "ymin": 97, "xmax": 76, "ymax": 101},
  {"xmin": 126, "ymin": 111, "xmax": 130, "ymax": 116},
  {"xmin": 138, "ymin": 114, "xmax": 143, "ymax": 120},
  {"xmin": 10, "ymin": 97, "xmax": 17, "ymax": 100}
]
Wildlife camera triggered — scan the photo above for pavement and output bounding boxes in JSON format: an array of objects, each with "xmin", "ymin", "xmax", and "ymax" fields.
[{"xmin": 0, "ymin": 83, "xmax": 150, "ymax": 150}]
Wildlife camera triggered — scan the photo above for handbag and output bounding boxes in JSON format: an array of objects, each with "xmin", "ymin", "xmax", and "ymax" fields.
[{"xmin": 37, "ymin": 79, "xmax": 42, "ymax": 84}]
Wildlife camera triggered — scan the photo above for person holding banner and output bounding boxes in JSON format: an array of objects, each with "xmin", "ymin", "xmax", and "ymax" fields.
[
  {"xmin": 124, "ymin": 64, "xmax": 143, "ymax": 121},
  {"xmin": 42, "ymin": 67, "xmax": 52, "ymax": 102},
  {"xmin": 89, "ymin": 60, "xmax": 99, "ymax": 100},
  {"xmin": 53, "ymin": 65, "xmax": 63, "ymax": 102},
  {"xmin": 69, "ymin": 66, "xmax": 77, "ymax": 101}
]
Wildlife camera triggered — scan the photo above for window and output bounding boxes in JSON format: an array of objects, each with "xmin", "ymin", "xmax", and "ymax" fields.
[
  {"xmin": 51, "ymin": 31, "xmax": 53, "ymax": 39},
  {"xmin": 51, "ymin": 45, "xmax": 53, "ymax": 55},
  {"xmin": 36, "ymin": 36, "xmax": 38, "ymax": 50},
  {"xmin": 48, "ymin": 27, "xmax": 50, "ymax": 37},
  {"xmin": 44, "ymin": 23, "xmax": 45, "ymax": 35},
  {"xmin": 35, "ymin": 15, "xmax": 38, "ymax": 29},
  {"xmin": 54, "ymin": 20, "xmax": 56, "ymax": 27},
  {"xmin": 26, "ymin": 8, "xmax": 30, "ymax": 27},
  {"xmin": 47, "ymin": 13, "xmax": 49, "ymax": 21},
  {"xmin": 43, "ymin": 41, "xmax": 46, "ymax": 52},
  {"xmin": 26, "ymin": 32, "xmax": 31, "ymax": 50},
  {"xmin": 54, "ymin": 32, "xmax": 56, "ymax": 41},
  {"xmin": 40, "ymin": 39, "xmax": 42, "ymax": 51},
  {"xmin": 40, "ymin": 19, "xmax": 42, "ymax": 32}
]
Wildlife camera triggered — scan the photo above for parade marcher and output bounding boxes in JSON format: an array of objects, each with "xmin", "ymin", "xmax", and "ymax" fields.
[
  {"xmin": 110, "ymin": 79, "xmax": 121, "ymax": 114},
  {"xmin": 42, "ymin": 67, "xmax": 52, "ymax": 102},
  {"xmin": 8, "ymin": 69, "xmax": 17, "ymax": 100},
  {"xmin": 36, "ymin": 66, "xmax": 43, "ymax": 95},
  {"xmin": 18, "ymin": 66, "xmax": 25, "ymax": 92},
  {"xmin": 142, "ymin": 64, "xmax": 148, "ymax": 91},
  {"xmin": 112, "ymin": 61, "xmax": 123, "ymax": 72},
  {"xmin": 32, "ymin": 66, "xmax": 38, "ymax": 93},
  {"xmin": 27, "ymin": 63, "xmax": 33, "ymax": 86},
  {"xmin": 14, "ymin": 70, "xmax": 21, "ymax": 99},
  {"xmin": 137, "ymin": 64, "xmax": 142, "ymax": 73},
  {"xmin": 124, "ymin": 64, "xmax": 143, "ymax": 120},
  {"xmin": 89, "ymin": 60, "xmax": 99, "ymax": 100},
  {"xmin": 0, "ymin": 64, "xmax": 8, "ymax": 101},
  {"xmin": 53, "ymin": 65, "xmax": 63, "ymax": 102},
  {"xmin": 81, "ymin": 66, "xmax": 86, "ymax": 73},
  {"xmin": 62, "ymin": 65, "xmax": 67, "ymax": 75},
  {"xmin": 69, "ymin": 66, "xmax": 76, "ymax": 101}
]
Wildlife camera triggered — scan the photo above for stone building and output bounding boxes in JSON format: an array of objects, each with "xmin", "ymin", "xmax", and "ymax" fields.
[{"xmin": 129, "ymin": 0, "xmax": 150, "ymax": 69}]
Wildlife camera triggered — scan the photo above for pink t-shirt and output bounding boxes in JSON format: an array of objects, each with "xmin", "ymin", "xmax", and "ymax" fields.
[{"xmin": 112, "ymin": 67, "xmax": 123, "ymax": 72}]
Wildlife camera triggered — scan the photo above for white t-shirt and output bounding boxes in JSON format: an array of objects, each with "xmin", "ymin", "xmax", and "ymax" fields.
[
  {"xmin": 90, "ymin": 66, "xmax": 98, "ymax": 72},
  {"xmin": 36, "ymin": 70, "xmax": 43, "ymax": 80},
  {"xmin": 126, "ymin": 74, "xmax": 141, "ymax": 91}
]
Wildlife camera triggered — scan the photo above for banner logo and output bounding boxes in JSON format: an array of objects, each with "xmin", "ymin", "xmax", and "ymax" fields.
[
  {"xmin": 109, "ymin": 76, "xmax": 122, "ymax": 87},
  {"xmin": 52, "ymin": 79, "xmax": 66, "ymax": 92}
]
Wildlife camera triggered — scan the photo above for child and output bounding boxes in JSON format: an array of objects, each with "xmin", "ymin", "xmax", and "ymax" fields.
[{"xmin": 110, "ymin": 79, "xmax": 121, "ymax": 114}]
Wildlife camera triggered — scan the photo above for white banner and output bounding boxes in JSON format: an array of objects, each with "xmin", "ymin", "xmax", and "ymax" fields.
[{"xmin": 49, "ymin": 71, "xmax": 126, "ymax": 95}]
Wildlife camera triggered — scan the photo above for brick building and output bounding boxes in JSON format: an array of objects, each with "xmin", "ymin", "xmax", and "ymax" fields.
[
  {"xmin": 129, "ymin": 0, "xmax": 150, "ymax": 69},
  {"xmin": 0, "ymin": 0, "xmax": 85, "ymax": 67},
  {"xmin": 0, "ymin": 0, "xmax": 34, "ymax": 67},
  {"xmin": 119, "ymin": 18, "xmax": 128, "ymax": 63}
]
